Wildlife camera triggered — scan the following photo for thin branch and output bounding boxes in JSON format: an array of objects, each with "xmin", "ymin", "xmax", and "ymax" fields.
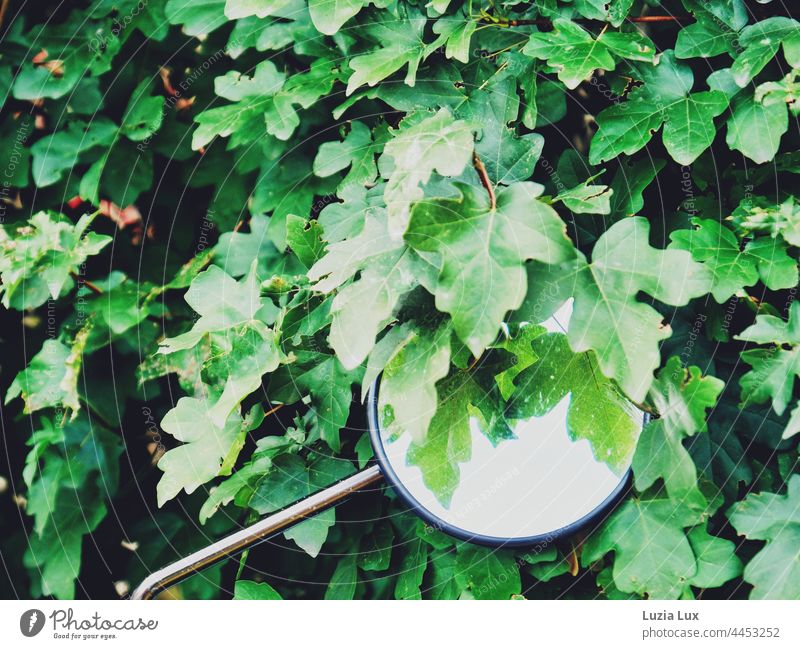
[
  {"xmin": 625, "ymin": 15, "xmax": 690, "ymax": 23},
  {"xmin": 70, "ymin": 271, "xmax": 103, "ymax": 295},
  {"xmin": 472, "ymin": 151, "xmax": 496, "ymax": 211},
  {"xmin": 482, "ymin": 14, "xmax": 690, "ymax": 27},
  {"xmin": 0, "ymin": 0, "xmax": 9, "ymax": 32},
  {"xmin": 263, "ymin": 403, "xmax": 284, "ymax": 418}
]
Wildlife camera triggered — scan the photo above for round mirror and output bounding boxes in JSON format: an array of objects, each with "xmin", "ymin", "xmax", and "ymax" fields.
[
  {"xmin": 131, "ymin": 301, "xmax": 649, "ymax": 599},
  {"xmin": 368, "ymin": 301, "xmax": 646, "ymax": 547}
]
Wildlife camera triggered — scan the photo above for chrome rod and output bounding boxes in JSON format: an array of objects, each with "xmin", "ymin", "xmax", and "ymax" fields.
[{"xmin": 131, "ymin": 465, "xmax": 384, "ymax": 600}]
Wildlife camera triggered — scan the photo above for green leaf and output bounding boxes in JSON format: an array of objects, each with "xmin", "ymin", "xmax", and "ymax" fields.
[
  {"xmin": 78, "ymin": 137, "xmax": 154, "ymax": 206},
  {"xmin": 681, "ymin": 0, "xmax": 748, "ymax": 32},
  {"xmin": 728, "ymin": 475, "xmax": 800, "ymax": 599},
  {"xmin": 493, "ymin": 324, "xmax": 545, "ymax": 400},
  {"xmin": 23, "ymin": 417, "xmax": 121, "ymax": 600},
  {"xmin": 730, "ymin": 18, "xmax": 800, "ymax": 88},
  {"xmin": 331, "ymin": 258, "xmax": 420, "ymax": 369},
  {"xmin": 6, "ymin": 337, "xmax": 86, "ymax": 415},
  {"xmin": 608, "ymin": 157, "xmax": 665, "ymax": 219},
  {"xmin": 736, "ymin": 301, "xmax": 800, "ymax": 438},
  {"xmin": 346, "ymin": 11, "xmax": 445, "ymax": 95},
  {"xmin": 313, "ymin": 121, "xmax": 380, "ymax": 190},
  {"xmin": 81, "ymin": 276, "xmax": 156, "ymax": 338},
  {"xmin": 650, "ymin": 356, "xmax": 724, "ymax": 439},
  {"xmin": 0, "ymin": 212, "xmax": 111, "ymax": 310},
  {"xmin": 378, "ymin": 322, "xmax": 452, "ymax": 443},
  {"xmin": 522, "ymin": 217, "xmax": 713, "ymax": 402},
  {"xmin": 582, "ymin": 496, "xmax": 703, "ymax": 598},
  {"xmin": 31, "ymin": 119, "xmax": 117, "ymax": 187},
  {"xmin": 199, "ymin": 455, "xmax": 272, "ymax": 524},
  {"xmin": 675, "ymin": 20, "xmax": 737, "ymax": 59},
  {"xmin": 283, "ymin": 509, "xmax": 337, "ymax": 557},
  {"xmin": 286, "ymin": 215, "xmax": 326, "ymax": 269},
  {"xmin": 269, "ymin": 353, "xmax": 361, "ymax": 451},
  {"xmin": 381, "ymin": 109, "xmax": 474, "ymax": 237},
  {"xmin": 203, "ymin": 323, "xmax": 281, "ymax": 427},
  {"xmin": 455, "ymin": 545, "xmax": 520, "ymax": 599},
  {"xmin": 225, "ymin": 0, "xmax": 292, "ymax": 19},
  {"xmin": 590, "ymin": 52, "xmax": 728, "ymax": 166},
  {"xmin": 358, "ymin": 523, "xmax": 393, "ymax": 570},
  {"xmin": 157, "ymin": 398, "xmax": 258, "ymax": 505},
  {"xmin": 193, "ymin": 59, "xmax": 337, "ymax": 149},
  {"xmin": 317, "ymin": 184, "xmax": 373, "ymax": 244},
  {"xmin": 309, "ymin": 0, "xmax": 369, "ymax": 35},
  {"xmin": 12, "ymin": 14, "xmax": 122, "ymax": 101},
  {"xmin": 395, "ymin": 538, "xmax": 429, "ymax": 600},
  {"xmin": 234, "ymin": 580, "xmax": 283, "ymax": 599},
  {"xmin": 670, "ymin": 217, "xmax": 798, "ymax": 303},
  {"xmin": 755, "ymin": 72, "xmax": 800, "ymax": 115},
  {"xmin": 632, "ymin": 357, "xmax": 723, "ymax": 510},
  {"xmin": 214, "ymin": 214, "xmax": 284, "ymax": 278},
  {"xmin": 120, "ymin": 80, "xmax": 165, "ymax": 142},
  {"xmin": 523, "ymin": 19, "xmax": 656, "ymax": 89},
  {"xmin": 662, "ymin": 91, "xmax": 729, "ymax": 166},
  {"xmin": 405, "ymin": 371, "xmax": 507, "ymax": 507},
  {"xmin": 406, "ymin": 182, "xmax": 574, "ymax": 356},
  {"xmin": 166, "ymin": 0, "xmax": 228, "ymax": 35},
  {"xmin": 475, "ymin": 129, "xmax": 543, "ymax": 186},
  {"xmin": 572, "ymin": 0, "xmax": 635, "ymax": 26},
  {"xmin": 159, "ymin": 263, "xmax": 277, "ymax": 353},
  {"xmin": 726, "ymin": 94, "xmax": 789, "ymax": 164},
  {"xmin": 309, "ymin": 210, "xmax": 431, "ymax": 369},
  {"xmin": 732, "ymin": 195, "xmax": 800, "ymax": 247},
  {"xmin": 507, "ymin": 331, "xmax": 642, "ymax": 474},
  {"xmin": 362, "ymin": 322, "xmax": 413, "ymax": 398},
  {"xmin": 524, "ymin": 20, "xmax": 613, "ymax": 90},
  {"xmin": 687, "ymin": 526, "xmax": 743, "ymax": 590},
  {"xmin": 635, "ymin": 416, "xmax": 713, "ymax": 506},
  {"xmin": 555, "ymin": 181, "xmax": 613, "ymax": 215},
  {"xmin": 192, "ymin": 60, "xmax": 286, "ymax": 149},
  {"xmin": 432, "ymin": 12, "xmax": 477, "ymax": 64},
  {"xmin": 325, "ymin": 555, "xmax": 358, "ymax": 599}
]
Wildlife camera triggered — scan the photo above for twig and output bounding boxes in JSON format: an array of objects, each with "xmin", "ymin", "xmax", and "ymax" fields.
[
  {"xmin": 263, "ymin": 403, "xmax": 284, "ymax": 418},
  {"xmin": 0, "ymin": 0, "xmax": 9, "ymax": 32},
  {"xmin": 472, "ymin": 151, "xmax": 496, "ymax": 211},
  {"xmin": 482, "ymin": 14, "xmax": 690, "ymax": 27},
  {"xmin": 625, "ymin": 15, "xmax": 689, "ymax": 23},
  {"xmin": 70, "ymin": 271, "xmax": 103, "ymax": 295}
]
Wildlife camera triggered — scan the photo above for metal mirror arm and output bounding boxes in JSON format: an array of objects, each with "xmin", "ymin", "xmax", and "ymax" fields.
[{"xmin": 130, "ymin": 465, "xmax": 384, "ymax": 600}]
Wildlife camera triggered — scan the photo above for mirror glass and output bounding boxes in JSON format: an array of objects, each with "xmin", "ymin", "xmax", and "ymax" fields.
[{"xmin": 372, "ymin": 301, "xmax": 645, "ymax": 542}]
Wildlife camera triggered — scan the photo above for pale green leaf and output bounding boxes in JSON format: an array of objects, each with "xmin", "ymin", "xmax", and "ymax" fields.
[{"xmin": 406, "ymin": 182, "xmax": 574, "ymax": 356}]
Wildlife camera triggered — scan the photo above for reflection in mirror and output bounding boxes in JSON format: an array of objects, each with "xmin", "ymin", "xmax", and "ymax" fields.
[{"xmin": 375, "ymin": 300, "xmax": 644, "ymax": 540}]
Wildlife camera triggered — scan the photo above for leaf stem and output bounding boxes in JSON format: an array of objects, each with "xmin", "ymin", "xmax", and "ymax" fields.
[
  {"xmin": 472, "ymin": 151, "xmax": 496, "ymax": 211},
  {"xmin": 71, "ymin": 271, "xmax": 103, "ymax": 295},
  {"xmin": 631, "ymin": 399, "xmax": 659, "ymax": 417},
  {"xmin": 263, "ymin": 403, "xmax": 284, "ymax": 418},
  {"xmin": 0, "ymin": 0, "xmax": 9, "ymax": 31}
]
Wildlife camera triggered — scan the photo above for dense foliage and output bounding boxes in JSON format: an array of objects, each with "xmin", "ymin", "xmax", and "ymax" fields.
[{"xmin": 1, "ymin": 0, "xmax": 800, "ymax": 600}]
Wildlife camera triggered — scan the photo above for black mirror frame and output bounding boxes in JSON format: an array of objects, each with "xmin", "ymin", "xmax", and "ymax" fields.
[{"xmin": 367, "ymin": 375, "xmax": 645, "ymax": 549}]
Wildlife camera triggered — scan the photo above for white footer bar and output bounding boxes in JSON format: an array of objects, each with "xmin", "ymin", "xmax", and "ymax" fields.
[{"xmin": 2, "ymin": 600, "xmax": 797, "ymax": 648}]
